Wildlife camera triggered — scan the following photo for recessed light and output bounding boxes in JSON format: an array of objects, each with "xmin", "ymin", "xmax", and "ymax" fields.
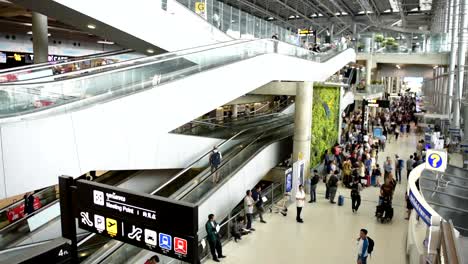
[
  {"xmin": 87, "ymin": 24, "xmax": 96, "ymax": 29},
  {"xmin": 147, "ymin": 49, "xmax": 154, "ymax": 54},
  {"xmin": 97, "ymin": 40, "xmax": 114, "ymax": 45},
  {"xmin": 27, "ymin": 31, "xmax": 32, "ymax": 35}
]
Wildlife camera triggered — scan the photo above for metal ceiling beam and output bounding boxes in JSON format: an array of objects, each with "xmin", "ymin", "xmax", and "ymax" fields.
[
  {"xmin": 270, "ymin": 0, "xmax": 326, "ymax": 30},
  {"xmin": 237, "ymin": 0, "xmax": 298, "ymax": 29},
  {"xmin": 395, "ymin": 0, "xmax": 407, "ymax": 27},
  {"xmin": 336, "ymin": 0, "xmax": 356, "ymax": 16}
]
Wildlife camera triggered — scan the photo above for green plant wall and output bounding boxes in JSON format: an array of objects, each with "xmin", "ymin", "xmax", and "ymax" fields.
[{"xmin": 310, "ymin": 84, "xmax": 340, "ymax": 167}]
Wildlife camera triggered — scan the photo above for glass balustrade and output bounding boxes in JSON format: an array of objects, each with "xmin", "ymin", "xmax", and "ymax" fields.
[{"xmin": 0, "ymin": 39, "xmax": 341, "ymax": 119}]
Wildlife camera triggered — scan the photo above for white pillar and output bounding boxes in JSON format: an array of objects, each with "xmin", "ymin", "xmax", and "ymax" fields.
[
  {"xmin": 448, "ymin": 0, "xmax": 460, "ymax": 120},
  {"xmin": 366, "ymin": 59, "xmax": 372, "ymax": 85},
  {"xmin": 463, "ymin": 101, "xmax": 468, "ymax": 168},
  {"xmin": 32, "ymin": 12, "xmax": 48, "ymax": 64},
  {"xmin": 454, "ymin": 0, "xmax": 468, "ymax": 127},
  {"xmin": 292, "ymin": 82, "xmax": 313, "ymax": 180},
  {"xmin": 232, "ymin": 104, "xmax": 238, "ymax": 119}
]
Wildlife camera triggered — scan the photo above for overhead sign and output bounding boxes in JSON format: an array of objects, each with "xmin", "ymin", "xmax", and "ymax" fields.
[
  {"xmin": 364, "ymin": 99, "xmax": 390, "ymax": 108},
  {"xmin": 298, "ymin": 29, "xmax": 313, "ymax": 36},
  {"xmin": 71, "ymin": 180, "xmax": 199, "ymax": 263},
  {"xmin": 285, "ymin": 168, "xmax": 293, "ymax": 193},
  {"xmin": 425, "ymin": 149, "xmax": 447, "ymax": 172}
]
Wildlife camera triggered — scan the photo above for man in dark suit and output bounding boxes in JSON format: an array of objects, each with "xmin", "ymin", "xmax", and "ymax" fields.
[{"xmin": 205, "ymin": 214, "xmax": 226, "ymax": 262}]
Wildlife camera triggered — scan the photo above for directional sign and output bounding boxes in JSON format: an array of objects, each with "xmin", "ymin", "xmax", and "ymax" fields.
[
  {"xmin": 74, "ymin": 180, "xmax": 199, "ymax": 263},
  {"xmin": 425, "ymin": 149, "xmax": 448, "ymax": 172}
]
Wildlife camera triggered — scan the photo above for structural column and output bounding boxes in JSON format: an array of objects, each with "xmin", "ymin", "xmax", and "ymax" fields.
[
  {"xmin": 463, "ymin": 101, "xmax": 468, "ymax": 168},
  {"xmin": 231, "ymin": 104, "xmax": 238, "ymax": 119},
  {"xmin": 448, "ymin": 0, "xmax": 460, "ymax": 120},
  {"xmin": 292, "ymin": 82, "xmax": 313, "ymax": 180},
  {"xmin": 442, "ymin": 68, "xmax": 449, "ymax": 114},
  {"xmin": 454, "ymin": 0, "xmax": 468, "ymax": 127},
  {"xmin": 32, "ymin": 12, "xmax": 48, "ymax": 64},
  {"xmin": 366, "ymin": 59, "xmax": 372, "ymax": 85}
]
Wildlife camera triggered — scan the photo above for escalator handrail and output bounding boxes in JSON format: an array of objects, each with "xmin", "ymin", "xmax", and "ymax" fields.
[
  {"xmin": 184, "ymin": 128, "xmax": 293, "ymax": 205},
  {"xmin": 0, "ymin": 39, "xmax": 252, "ymax": 87},
  {"xmin": 0, "ymin": 38, "xmax": 345, "ymax": 89},
  {"xmin": 150, "ymin": 128, "xmax": 250, "ymax": 195},
  {"xmin": 0, "ymin": 41, "xmax": 348, "ymax": 121},
  {"xmin": 0, "ymin": 49, "xmax": 132, "ymax": 75},
  {"xmin": 175, "ymin": 130, "xmax": 268, "ymax": 200},
  {"xmin": 0, "ymin": 185, "xmax": 55, "ymax": 214}
]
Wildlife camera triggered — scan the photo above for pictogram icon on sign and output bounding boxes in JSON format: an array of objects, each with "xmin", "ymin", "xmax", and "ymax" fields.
[
  {"xmin": 128, "ymin": 225, "xmax": 143, "ymax": 241},
  {"xmin": 428, "ymin": 153, "xmax": 442, "ymax": 169},
  {"xmin": 93, "ymin": 190, "xmax": 104, "ymax": 206},
  {"xmin": 80, "ymin": 212, "xmax": 93, "ymax": 227},
  {"xmin": 159, "ymin": 233, "xmax": 172, "ymax": 251},
  {"xmin": 174, "ymin": 237, "xmax": 187, "ymax": 255},
  {"xmin": 94, "ymin": 214, "xmax": 105, "ymax": 233},
  {"xmin": 106, "ymin": 218, "xmax": 117, "ymax": 237},
  {"xmin": 145, "ymin": 229, "xmax": 157, "ymax": 246}
]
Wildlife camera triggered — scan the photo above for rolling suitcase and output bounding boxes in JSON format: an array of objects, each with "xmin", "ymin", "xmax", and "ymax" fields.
[
  {"xmin": 366, "ymin": 175, "xmax": 371, "ymax": 187},
  {"xmin": 338, "ymin": 195, "xmax": 344, "ymax": 206}
]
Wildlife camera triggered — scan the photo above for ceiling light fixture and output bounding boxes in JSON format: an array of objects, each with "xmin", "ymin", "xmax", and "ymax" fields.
[
  {"xmin": 87, "ymin": 24, "xmax": 96, "ymax": 29},
  {"xmin": 147, "ymin": 49, "xmax": 154, "ymax": 54},
  {"xmin": 396, "ymin": 65, "xmax": 401, "ymax": 69},
  {"xmin": 97, "ymin": 40, "xmax": 115, "ymax": 45}
]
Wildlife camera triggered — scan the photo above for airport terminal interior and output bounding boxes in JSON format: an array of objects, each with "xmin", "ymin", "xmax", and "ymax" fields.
[{"xmin": 0, "ymin": 0, "xmax": 466, "ymax": 263}]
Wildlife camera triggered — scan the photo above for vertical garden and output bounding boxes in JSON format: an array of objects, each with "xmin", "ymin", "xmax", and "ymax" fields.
[{"xmin": 310, "ymin": 84, "xmax": 340, "ymax": 167}]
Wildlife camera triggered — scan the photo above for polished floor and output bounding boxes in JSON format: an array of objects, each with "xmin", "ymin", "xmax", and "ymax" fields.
[{"xmin": 205, "ymin": 132, "xmax": 423, "ymax": 264}]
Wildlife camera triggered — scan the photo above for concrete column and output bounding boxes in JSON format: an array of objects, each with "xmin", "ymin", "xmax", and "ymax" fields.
[
  {"xmin": 330, "ymin": 24, "xmax": 335, "ymax": 43},
  {"xmin": 463, "ymin": 101, "xmax": 468, "ymax": 168},
  {"xmin": 448, "ymin": 0, "xmax": 460, "ymax": 119},
  {"xmin": 442, "ymin": 68, "xmax": 448, "ymax": 114},
  {"xmin": 231, "ymin": 104, "xmax": 238, "ymax": 119},
  {"xmin": 366, "ymin": 59, "xmax": 372, "ymax": 85},
  {"xmin": 32, "ymin": 12, "xmax": 48, "ymax": 64},
  {"xmin": 434, "ymin": 69, "xmax": 439, "ymax": 111},
  {"xmin": 454, "ymin": 0, "xmax": 468, "ymax": 127},
  {"xmin": 292, "ymin": 82, "xmax": 313, "ymax": 180}
]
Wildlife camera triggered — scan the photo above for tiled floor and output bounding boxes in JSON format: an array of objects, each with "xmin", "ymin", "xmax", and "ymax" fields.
[{"xmin": 205, "ymin": 132, "xmax": 422, "ymax": 264}]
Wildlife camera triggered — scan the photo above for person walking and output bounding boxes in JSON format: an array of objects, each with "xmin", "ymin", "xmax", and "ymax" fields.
[
  {"xmin": 309, "ymin": 170, "xmax": 319, "ymax": 203},
  {"xmin": 356, "ymin": 229, "xmax": 369, "ymax": 264},
  {"xmin": 351, "ymin": 178, "xmax": 363, "ymax": 213},
  {"xmin": 251, "ymin": 185, "xmax": 266, "ymax": 223},
  {"xmin": 205, "ymin": 214, "xmax": 226, "ymax": 262},
  {"xmin": 379, "ymin": 134, "xmax": 386, "ymax": 151},
  {"xmin": 383, "ymin": 157, "xmax": 393, "ymax": 181},
  {"xmin": 372, "ymin": 164, "xmax": 382, "ymax": 187},
  {"xmin": 395, "ymin": 155, "xmax": 404, "ymax": 184},
  {"xmin": 23, "ymin": 192, "xmax": 35, "ymax": 215},
  {"xmin": 394, "ymin": 125, "xmax": 400, "ymax": 141},
  {"xmin": 406, "ymin": 155, "xmax": 415, "ymax": 180},
  {"xmin": 328, "ymin": 171, "xmax": 339, "ymax": 204},
  {"xmin": 243, "ymin": 190, "xmax": 255, "ymax": 231},
  {"xmin": 295, "ymin": 184, "xmax": 306, "ymax": 223},
  {"xmin": 209, "ymin": 146, "xmax": 222, "ymax": 183}
]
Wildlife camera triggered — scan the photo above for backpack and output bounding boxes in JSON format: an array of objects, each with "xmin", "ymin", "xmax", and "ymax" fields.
[
  {"xmin": 328, "ymin": 176, "xmax": 338, "ymax": 187},
  {"xmin": 311, "ymin": 175, "xmax": 319, "ymax": 185},
  {"xmin": 210, "ymin": 152, "xmax": 221, "ymax": 166},
  {"xmin": 367, "ymin": 237, "xmax": 374, "ymax": 255}
]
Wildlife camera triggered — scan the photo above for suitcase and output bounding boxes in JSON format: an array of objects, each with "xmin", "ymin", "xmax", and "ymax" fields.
[
  {"xmin": 366, "ymin": 175, "xmax": 371, "ymax": 187},
  {"xmin": 338, "ymin": 195, "xmax": 344, "ymax": 206}
]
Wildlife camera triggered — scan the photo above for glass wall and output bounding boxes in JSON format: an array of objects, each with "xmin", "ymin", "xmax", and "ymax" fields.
[
  {"xmin": 355, "ymin": 32, "xmax": 450, "ymax": 54},
  {"xmin": 176, "ymin": 0, "xmax": 298, "ymax": 45}
]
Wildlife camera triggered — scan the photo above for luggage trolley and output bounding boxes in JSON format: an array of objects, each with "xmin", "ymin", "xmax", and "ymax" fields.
[{"xmin": 269, "ymin": 192, "xmax": 290, "ymax": 216}]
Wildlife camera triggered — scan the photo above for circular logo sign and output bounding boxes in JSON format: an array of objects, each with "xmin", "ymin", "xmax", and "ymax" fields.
[{"xmin": 428, "ymin": 153, "xmax": 443, "ymax": 169}]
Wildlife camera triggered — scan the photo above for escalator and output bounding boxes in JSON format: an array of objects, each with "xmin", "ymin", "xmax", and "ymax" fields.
[
  {"xmin": 81, "ymin": 114, "xmax": 293, "ymax": 263},
  {"xmin": 0, "ymin": 49, "xmax": 140, "ymax": 84},
  {"xmin": 0, "ymin": 38, "xmax": 354, "ymax": 204},
  {"xmin": 0, "ymin": 170, "xmax": 137, "ymax": 250}
]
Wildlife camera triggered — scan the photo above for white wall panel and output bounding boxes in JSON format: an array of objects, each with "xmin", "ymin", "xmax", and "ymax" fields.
[
  {"xmin": 0, "ymin": 50, "xmax": 355, "ymax": 198},
  {"xmin": 52, "ymin": 0, "xmax": 232, "ymax": 51},
  {"xmin": 1, "ymin": 115, "xmax": 80, "ymax": 197},
  {"xmin": 197, "ymin": 142, "xmax": 281, "ymax": 234}
]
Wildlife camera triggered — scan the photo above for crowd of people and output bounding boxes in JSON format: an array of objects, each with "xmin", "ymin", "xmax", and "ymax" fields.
[{"xmin": 202, "ymin": 96, "xmax": 423, "ymax": 263}]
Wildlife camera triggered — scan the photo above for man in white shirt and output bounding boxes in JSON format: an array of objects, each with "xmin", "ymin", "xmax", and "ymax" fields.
[
  {"xmin": 356, "ymin": 229, "xmax": 369, "ymax": 264},
  {"xmin": 295, "ymin": 184, "xmax": 306, "ymax": 223},
  {"xmin": 244, "ymin": 190, "xmax": 255, "ymax": 231}
]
